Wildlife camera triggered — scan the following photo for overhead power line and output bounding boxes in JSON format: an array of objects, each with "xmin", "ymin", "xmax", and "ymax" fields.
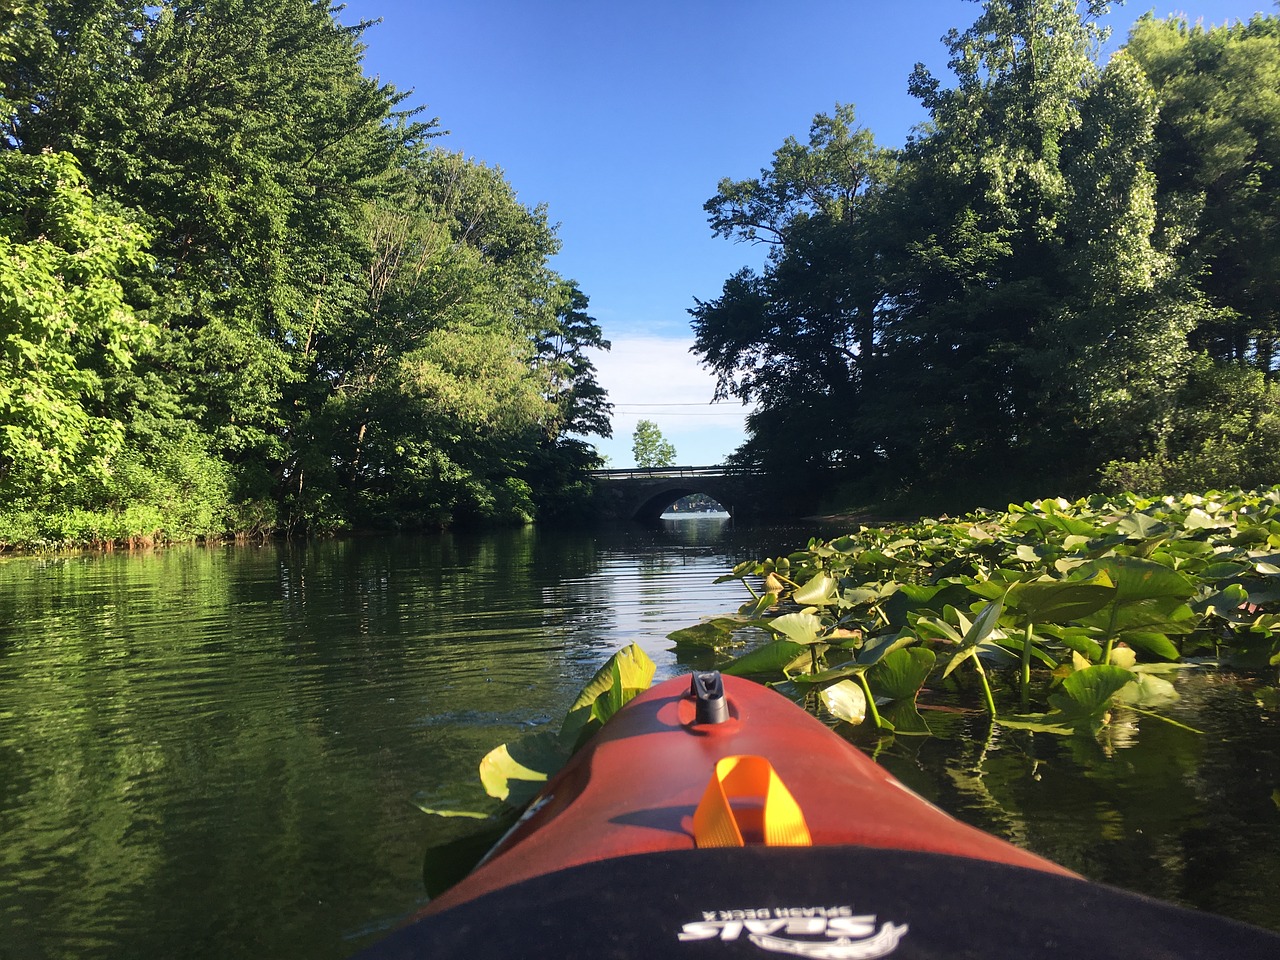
[{"xmin": 611, "ymin": 403, "xmax": 751, "ymax": 409}]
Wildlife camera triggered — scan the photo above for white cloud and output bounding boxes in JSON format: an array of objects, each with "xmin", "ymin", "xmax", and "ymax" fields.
[{"xmin": 583, "ymin": 335, "xmax": 752, "ymax": 467}]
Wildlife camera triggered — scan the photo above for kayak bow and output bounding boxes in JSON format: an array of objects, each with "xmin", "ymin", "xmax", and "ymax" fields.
[{"xmin": 356, "ymin": 672, "xmax": 1280, "ymax": 959}]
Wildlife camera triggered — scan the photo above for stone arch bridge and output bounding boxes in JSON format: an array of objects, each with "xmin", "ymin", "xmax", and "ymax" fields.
[{"xmin": 590, "ymin": 466, "xmax": 771, "ymax": 522}]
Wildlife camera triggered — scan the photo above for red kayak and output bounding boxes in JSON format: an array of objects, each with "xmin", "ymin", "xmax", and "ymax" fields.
[{"xmin": 356, "ymin": 672, "xmax": 1280, "ymax": 959}]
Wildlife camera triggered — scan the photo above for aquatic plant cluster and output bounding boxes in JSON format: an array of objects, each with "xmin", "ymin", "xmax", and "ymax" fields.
[{"xmin": 672, "ymin": 488, "xmax": 1280, "ymax": 737}]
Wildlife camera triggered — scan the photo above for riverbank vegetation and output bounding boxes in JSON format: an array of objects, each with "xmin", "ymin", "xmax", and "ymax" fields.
[
  {"xmin": 1, "ymin": 1, "xmax": 611, "ymax": 548},
  {"xmin": 693, "ymin": 2, "xmax": 1280, "ymax": 513},
  {"xmin": 673, "ymin": 486, "xmax": 1280, "ymax": 739},
  {"xmin": 6, "ymin": 2, "xmax": 1280, "ymax": 549}
]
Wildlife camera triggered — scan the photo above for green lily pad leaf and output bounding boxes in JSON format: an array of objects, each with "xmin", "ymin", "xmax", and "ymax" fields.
[
  {"xmin": 1048, "ymin": 664, "xmax": 1135, "ymax": 719},
  {"xmin": 766, "ymin": 612, "xmax": 827, "ymax": 645},
  {"xmin": 1079, "ymin": 556, "xmax": 1195, "ymax": 602},
  {"xmin": 941, "ymin": 597, "xmax": 1004, "ymax": 678},
  {"xmin": 966, "ymin": 580, "xmax": 1007, "ymax": 601},
  {"xmin": 1116, "ymin": 513, "xmax": 1169, "ymax": 538},
  {"xmin": 738, "ymin": 592, "xmax": 779, "ymax": 618},
  {"xmin": 913, "ymin": 616, "xmax": 964, "ymax": 644},
  {"xmin": 1039, "ymin": 623, "xmax": 1104, "ymax": 662},
  {"xmin": 880, "ymin": 582, "xmax": 968, "ymax": 629},
  {"xmin": 868, "ymin": 646, "xmax": 936, "ymax": 702},
  {"xmin": 1122, "ymin": 631, "xmax": 1183, "ymax": 661},
  {"xmin": 1084, "ymin": 598, "xmax": 1198, "ymax": 639},
  {"xmin": 1112, "ymin": 672, "xmax": 1180, "ymax": 709},
  {"xmin": 1200, "ymin": 561, "xmax": 1250, "ymax": 581},
  {"xmin": 1197, "ymin": 582, "xmax": 1250, "ymax": 616},
  {"xmin": 1014, "ymin": 511, "xmax": 1101, "ymax": 538},
  {"xmin": 590, "ymin": 658, "xmax": 629, "ymax": 727},
  {"xmin": 857, "ymin": 549, "xmax": 896, "ymax": 568},
  {"xmin": 830, "ymin": 535, "xmax": 860, "ymax": 553},
  {"xmin": 722, "ymin": 639, "xmax": 812, "ymax": 676},
  {"xmin": 857, "ymin": 631, "xmax": 918, "ymax": 665},
  {"xmin": 996, "ymin": 714, "xmax": 1076, "ymax": 735},
  {"xmin": 1005, "ymin": 571, "xmax": 1115, "ymax": 623},
  {"xmin": 793, "ymin": 574, "xmax": 838, "ymax": 607},
  {"xmin": 880, "ymin": 697, "xmax": 932, "ymax": 736},
  {"xmin": 668, "ymin": 619, "xmax": 744, "ymax": 650},
  {"xmin": 1183, "ymin": 508, "xmax": 1224, "ymax": 530},
  {"xmin": 413, "ymin": 785, "xmax": 498, "ymax": 820},
  {"xmin": 479, "ymin": 731, "xmax": 565, "ymax": 803},
  {"xmin": 819, "ymin": 679, "xmax": 867, "ymax": 724},
  {"xmin": 560, "ymin": 643, "xmax": 655, "ymax": 750},
  {"xmin": 413, "ymin": 805, "xmax": 492, "ymax": 820}
]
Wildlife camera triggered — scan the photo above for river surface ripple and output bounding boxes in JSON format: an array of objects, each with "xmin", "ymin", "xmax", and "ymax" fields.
[{"xmin": 1, "ymin": 518, "xmax": 1278, "ymax": 958}]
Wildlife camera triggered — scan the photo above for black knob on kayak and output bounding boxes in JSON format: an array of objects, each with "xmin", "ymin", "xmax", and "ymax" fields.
[{"xmin": 691, "ymin": 671, "xmax": 729, "ymax": 724}]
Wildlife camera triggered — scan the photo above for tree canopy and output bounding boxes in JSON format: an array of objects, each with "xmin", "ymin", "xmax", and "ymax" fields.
[
  {"xmin": 693, "ymin": 0, "xmax": 1280, "ymax": 509},
  {"xmin": 632, "ymin": 420, "xmax": 676, "ymax": 468},
  {"xmin": 0, "ymin": 1, "xmax": 611, "ymax": 542}
]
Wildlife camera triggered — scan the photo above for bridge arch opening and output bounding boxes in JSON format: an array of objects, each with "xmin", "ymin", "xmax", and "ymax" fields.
[
  {"xmin": 633, "ymin": 488, "xmax": 731, "ymax": 523},
  {"xmin": 661, "ymin": 493, "xmax": 729, "ymax": 517},
  {"xmin": 589, "ymin": 466, "xmax": 758, "ymax": 523}
]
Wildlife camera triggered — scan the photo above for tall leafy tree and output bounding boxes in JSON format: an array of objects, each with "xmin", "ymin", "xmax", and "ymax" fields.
[
  {"xmin": 1127, "ymin": 12, "xmax": 1280, "ymax": 373},
  {"xmin": 294, "ymin": 150, "xmax": 609, "ymax": 528},
  {"xmin": 533, "ymin": 278, "xmax": 612, "ymax": 442},
  {"xmin": 691, "ymin": 1, "xmax": 1206, "ymax": 505},
  {"xmin": 690, "ymin": 104, "xmax": 892, "ymax": 476},
  {"xmin": 871, "ymin": 0, "xmax": 1181, "ymax": 492},
  {"xmin": 2, "ymin": 2, "xmax": 611, "ymax": 536},
  {"xmin": 2, "ymin": 1, "xmax": 435, "ymax": 521},
  {"xmin": 0, "ymin": 151, "xmax": 153, "ymax": 495},
  {"xmin": 632, "ymin": 419, "xmax": 676, "ymax": 468}
]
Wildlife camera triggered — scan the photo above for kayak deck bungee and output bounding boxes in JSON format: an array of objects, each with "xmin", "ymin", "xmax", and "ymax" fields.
[{"xmin": 354, "ymin": 671, "xmax": 1280, "ymax": 959}]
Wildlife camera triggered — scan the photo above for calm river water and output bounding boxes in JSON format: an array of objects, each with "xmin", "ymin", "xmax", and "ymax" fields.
[{"xmin": 2, "ymin": 517, "xmax": 1279, "ymax": 959}]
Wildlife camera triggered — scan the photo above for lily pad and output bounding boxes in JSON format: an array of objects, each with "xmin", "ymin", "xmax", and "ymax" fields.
[
  {"xmin": 560, "ymin": 643, "xmax": 656, "ymax": 750},
  {"xmin": 478, "ymin": 731, "xmax": 565, "ymax": 804},
  {"xmin": 793, "ymin": 573, "xmax": 839, "ymax": 607},
  {"xmin": 819, "ymin": 679, "xmax": 867, "ymax": 724},
  {"xmin": 668, "ymin": 618, "xmax": 745, "ymax": 650},
  {"xmin": 1048, "ymin": 664, "xmax": 1135, "ymax": 720},
  {"xmin": 766, "ymin": 611, "xmax": 827, "ymax": 645},
  {"xmin": 722, "ymin": 639, "xmax": 814, "ymax": 677}
]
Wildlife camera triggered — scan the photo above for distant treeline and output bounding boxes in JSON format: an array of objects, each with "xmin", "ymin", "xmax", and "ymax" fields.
[
  {"xmin": 693, "ymin": 2, "xmax": 1280, "ymax": 511},
  {"xmin": 0, "ymin": 1, "xmax": 611, "ymax": 546}
]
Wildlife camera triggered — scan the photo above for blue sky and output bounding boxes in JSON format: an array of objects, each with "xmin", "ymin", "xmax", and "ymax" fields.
[{"xmin": 339, "ymin": 0, "xmax": 1273, "ymax": 466}]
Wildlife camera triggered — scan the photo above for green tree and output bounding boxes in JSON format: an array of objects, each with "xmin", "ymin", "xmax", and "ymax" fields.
[
  {"xmin": 0, "ymin": 151, "xmax": 153, "ymax": 495},
  {"xmin": 632, "ymin": 419, "xmax": 676, "ymax": 468},
  {"xmin": 690, "ymin": 104, "xmax": 892, "ymax": 481},
  {"xmin": 296, "ymin": 150, "xmax": 606, "ymax": 528},
  {"xmin": 871, "ymin": 0, "xmax": 1184, "ymax": 496},
  {"xmin": 694, "ymin": 1, "xmax": 1194, "ymax": 505},
  {"xmin": 1127, "ymin": 12, "xmax": 1280, "ymax": 373},
  {"xmin": 2, "ymin": 0, "xmax": 435, "ymax": 530},
  {"xmin": 2, "ymin": 2, "xmax": 608, "ymax": 537},
  {"xmin": 533, "ymin": 278, "xmax": 612, "ymax": 442}
]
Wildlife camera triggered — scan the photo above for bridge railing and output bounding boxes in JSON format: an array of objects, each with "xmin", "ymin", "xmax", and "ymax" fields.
[{"xmin": 590, "ymin": 464, "xmax": 745, "ymax": 480}]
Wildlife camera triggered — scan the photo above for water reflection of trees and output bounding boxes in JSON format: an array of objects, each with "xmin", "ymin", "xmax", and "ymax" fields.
[{"xmin": 872, "ymin": 675, "xmax": 1280, "ymax": 931}]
